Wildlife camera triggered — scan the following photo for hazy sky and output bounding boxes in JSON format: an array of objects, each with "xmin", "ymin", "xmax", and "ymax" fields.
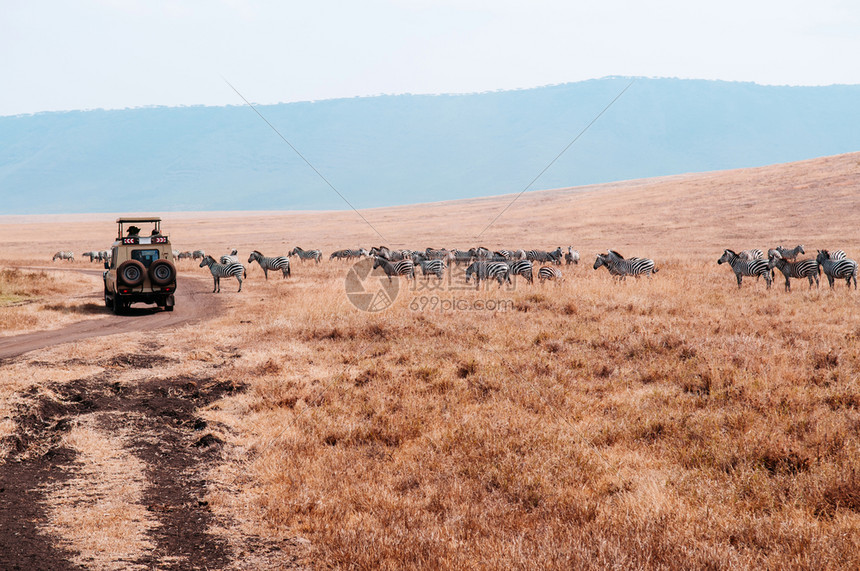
[{"xmin": 3, "ymin": 0, "xmax": 859, "ymax": 116}]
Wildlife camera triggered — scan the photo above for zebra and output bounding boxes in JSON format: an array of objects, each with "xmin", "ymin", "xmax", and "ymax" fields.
[
  {"xmin": 52, "ymin": 251, "xmax": 74, "ymax": 262},
  {"xmin": 192, "ymin": 250, "xmax": 206, "ymax": 260},
  {"xmin": 816, "ymin": 250, "xmax": 857, "ymax": 289},
  {"xmin": 82, "ymin": 251, "xmax": 99, "ymax": 262},
  {"xmin": 767, "ymin": 252, "xmax": 819, "ymax": 292},
  {"xmin": 199, "ymin": 255, "xmax": 245, "ymax": 292},
  {"xmin": 507, "ymin": 260, "xmax": 534, "ymax": 284},
  {"xmin": 738, "ymin": 249, "xmax": 764, "ymax": 261},
  {"xmin": 330, "ymin": 248, "xmax": 367, "ymax": 261},
  {"xmin": 373, "ymin": 257, "xmax": 414, "ymax": 281},
  {"xmin": 594, "ymin": 250, "xmax": 658, "ymax": 280},
  {"xmin": 417, "ymin": 259, "xmax": 446, "ymax": 280},
  {"xmin": 526, "ymin": 248, "xmax": 563, "ymax": 265},
  {"xmin": 289, "ymin": 246, "xmax": 322, "ymax": 263},
  {"xmin": 450, "ymin": 249, "xmax": 474, "ymax": 266},
  {"xmin": 774, "ymin": 244, "xmax": 805, "ymax": 262},
  {"xmin": 220, "ymin": 249, "xmax": 239, "ymax": 264},
  {"xmin": 425, "ymin": 248, "xmax": 449, "ymax": 260},
  {"xmin": 538, "ymin": 266, "xmax": 563, "ymax": 284},
  {"xmin": 717, "ymin": 249, "xmax": 772, "ymax": 289},
  {"xmin": 465, "ymin": 261, "xmax": 511, "ymax": 289},
  {"xmin": 177, "ymin": 251, "xmax": 193, "ymax": 260},
  {"xmin": 496, "ymin": 249, "xmax": 518, "ymax": 260},
  {"xmin": 248, "ymin": 250, "xmax": 291, "ymax": 279},
  {"xmin": 565, "ymin": 247, "xmax": 580, "ymax": 265},
  {"xmin": 830, "ymin": 250, "xmax": 847, "ymax": 260}
]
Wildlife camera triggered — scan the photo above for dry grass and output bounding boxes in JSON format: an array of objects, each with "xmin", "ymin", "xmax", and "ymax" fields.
[
  {"xmin": 0, "ymin": 268, "xmax": 105, "ymax": 335},
  {"xmin": 2, "ymin": 153, "xmax": 860, "ymax": 568}
]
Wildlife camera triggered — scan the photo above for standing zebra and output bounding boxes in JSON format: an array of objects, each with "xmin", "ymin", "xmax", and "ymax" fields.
[
  {"xmin": 220, "ymin": 249, "xmax": 239, "ymax": 264},
  {"xmin": 767, "ymin": 252, "xmax": 819, "ymax": 292},
  {"xmin": 330, "ymin": 248, "xmax": 367, "ymax": 261},
  {"xmin": 373, "ymin": 257, "xmax": 414, "ymax": 281},
  {"xmin": 199, "ymin": 255, "xmax": 245, "ymax": 292},
  {"xmin": 774, "ymin": 244, "xmax": 805, "ymax": 262},
  {"xmin": 417, "ymin": 259, "xmax": 446, "ymax": 280},
  {"xmin": 565, "ymin": 247, "xmax": 580, "ymax": 265},
  {"xmin": 717, "ymin": 249, "xmax": 772, "ymax": 289},
  {"xmin": 465, "ymin": 261, "xmax": 511, "ymax": 289},
  {"xmin": 192, "ymin": 250, "xmax": 206, "ymax": 260},
  {"xmin": 817, "ymin": 250, "xmax": 857, "ymax": 289},
  {"xmin": 738, "ymin": 249, "xmax": 764, "ymax": 261},
  {"xmin": 450, "ymin": 249, "xmax": 474, "ymax": 266},
  {"xmin": 526, "ymin": 249, "xmax": 554, "ymax": 264},
  {"xmin": 538, "ymin": 266, "xmax": 563, "ymax": 284},
  {"xmin": 594, "ymin": 250, "xmax": 658, "ymax": 280},
  {"xmin": 248, "ymin": 250, "xmax": 291, "ymax": 279},
  {"xmin": 289, "ymin": 247, "xmax": 322, "ymax": 263},
  {"xmin": 507, "ymin": 260, "xmax": 534, "ymax": 284}
]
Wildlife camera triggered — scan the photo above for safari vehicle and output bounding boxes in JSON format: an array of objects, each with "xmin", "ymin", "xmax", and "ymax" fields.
[{"xmin": 103, "ymin": 217, "xmax": 176, "ymax": 314}]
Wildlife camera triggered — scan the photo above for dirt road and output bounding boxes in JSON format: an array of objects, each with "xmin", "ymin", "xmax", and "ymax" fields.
[{"xmin": 0, "ymin": 269, "xmax": 221, "ymax": 360}]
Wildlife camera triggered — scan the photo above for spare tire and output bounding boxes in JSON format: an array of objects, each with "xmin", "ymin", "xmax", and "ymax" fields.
[
  {"xmin": 117, "ymin": 260, "xmax": 145, "ymax": 287},
  {"xmin": 149, "ymin": 259, "xmax": 176, "ymax": 286}
]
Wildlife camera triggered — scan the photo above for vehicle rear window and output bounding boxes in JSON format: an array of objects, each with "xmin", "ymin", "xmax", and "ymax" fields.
[{"xmin": 131, "ymin": 249, "xmax": 160, "ymax": 267}]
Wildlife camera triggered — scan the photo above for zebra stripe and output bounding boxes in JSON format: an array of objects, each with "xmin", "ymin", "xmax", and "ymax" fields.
[
  {"xmin": 52, "ymin": 251, "xmax": 74, "ymax": 262},
  {"xmin": 507, "ymin": 260, "xmax": 534, "ymax": 284},
  {"xmin": 526, "ymin": 248, "xmax": 563, "ymax": 265},
  {"xmin": 774, "ymin": 244, "xmax": 804, "ymax": 261},
  {"xmin": 717, "ymin": 249, "xmax": 772, "ymax": 289},
  {"xmin": 417, "ymin": 259, "xmax": 446, "ymax": 279},
  {"xmin": 817, "ymin": 250, "xmax": 857, "ymax": 289},
  {"xmin": 289, "ymin": 247, "xmax": 322, "ymax": 263},
  {"xmin": 738, "ymin": 249, "xmax": 764, "ymax": 261},
  {"xmin": 768, "ymin": 253, "xmax": 819, "ymax": 292},
  {"xmin": 372, "ymin": 257, "xmax": 414, "ymax": 281},
  {"xmin": 594, "ymin": 250, "xmax": 658, "ymax": 280},
  {"xmin": 330, "ymin": 248, "xmax": 367, "ymax": 261},
  {"xmin": 199, "ymin": 255, "xmax": 245, "ymax": 292},
  {"xmin": 538, "ymin": 266, "xmax": 563, "ymax": 283},
  {"xmin": 248, "ymin": 250, "xmax": 291, "ymax": 279},
  {"xmin": 465, "ymin": 261, "xmax": 511, "ymax": 288}
]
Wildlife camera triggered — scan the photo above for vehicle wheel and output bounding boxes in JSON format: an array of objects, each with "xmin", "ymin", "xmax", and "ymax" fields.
[
  {"xmin": 117, "ymin": 260, "xmax": 145, "ymax": 287},
  {"xmin": 112, "ymin": 294, "xmax": 123, "ymax": 315},
  {"xmin": 149, "ymin": 259, "xmax": 176, "ymax": 286}
]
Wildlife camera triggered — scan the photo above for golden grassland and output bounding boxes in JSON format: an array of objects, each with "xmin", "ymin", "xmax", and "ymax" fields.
[{"xmin": 1, "ymin": 152, "xmax": 860, "ymax": 568}]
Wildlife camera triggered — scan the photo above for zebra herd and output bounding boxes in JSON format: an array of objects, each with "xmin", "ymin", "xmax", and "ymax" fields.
[{"xmin": 718, "ymin": 245, "xmax": 857, "ymax": 291}]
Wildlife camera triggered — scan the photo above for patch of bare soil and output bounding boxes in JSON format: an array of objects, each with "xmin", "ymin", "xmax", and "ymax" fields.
[{"xmin": 0, "ymin": 362, "xmax": 293, "ymax": 570}]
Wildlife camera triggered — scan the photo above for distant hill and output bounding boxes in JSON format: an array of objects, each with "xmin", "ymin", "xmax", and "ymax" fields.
[{"xmin": 1, "ymin": 77, "xmax": 859, "ymax": 215}]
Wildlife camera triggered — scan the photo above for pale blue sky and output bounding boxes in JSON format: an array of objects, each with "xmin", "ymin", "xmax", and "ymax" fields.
[{"xmin": 3, "ymin": 0, "xmax": 859, "ymax": 116}]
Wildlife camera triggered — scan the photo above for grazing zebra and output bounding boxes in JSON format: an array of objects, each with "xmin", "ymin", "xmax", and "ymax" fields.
[
  {"xmin": 594, "ymin": 250, "xmax": 658, "ymax": 280},
  {"xmin": 373, "ymin": 257, "xmax": 414, "ymax": 281},
  {"xmin": 738, "ymin": 249, "xmax": 764, "ymax": 261},
  {"xmin": 538, "ymin": 266, "xmax": 563, "ymax": 284},
  {"xmin": 417, "ymin": 259, "xmax": 446, "ymax": 280},
  {"xmin": 177, "ymin": 251, "xmax": 193, "ymax": 260},
  {"xmin": 717, "ymin": 249, "xmax": 772, "ymax": 289},
  {"xmin": 817, "ymin": 250, "xmax": 857, "ymax": 289},
  {"xmin": 248, "ymin": 250, "xmax": 291, "ymax": 279},
  {"xmin": 52, "ymin": 251, "xmax": 74, "ymax": 262},
  {"xmin": 507, "ymin": 260, "xmax": 534, "ymax": 284},
  {"xmin": 768, "ymin": 252, "xmax": 819, "ymax": 292},
  {"xmin": 82, "ymin": 251, "xmax": 99, "ymax": 262},
  {"xmin": 774, "ymin": 244, "xmax": 805, "ymax": 262},
  {"xmin": 526, "ymin": 248, "xmax": 563, "ymax": 265},
  {"xmin": 565, "ymin": 247, "xmax": 580, "ymax": 265},
  {"xmin": 450, "ymin": 249, "xmax": 474, "ymax": 266},
  {"xmin": 465, "ymin": 261, "xmax": 511, "ymax": 289},
  {"xmin": 330, "ymin": 248, "xmax": 367, "ymax": 261},
  {"xmin": 289, "ymin": 246, "xmax": 322, "ymax": 263},
  {"xmin": 199, "ymin": 255, "xmax": 245, "ymax": 292},
  {"xmin": 192, "ymin": 249, "xmax": 206, "ymax": 260}
]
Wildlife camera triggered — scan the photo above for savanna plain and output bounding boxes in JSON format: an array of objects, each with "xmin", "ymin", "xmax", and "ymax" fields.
[{"xmin": 2, "ymin": 153, "xmax": 860, "ymax": 569}]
